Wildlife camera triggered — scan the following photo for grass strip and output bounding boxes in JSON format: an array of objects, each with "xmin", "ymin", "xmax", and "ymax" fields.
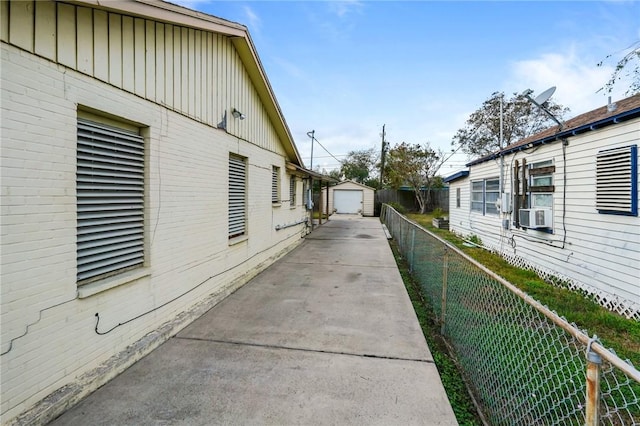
[
  {"xmin": 405, "ymin": 213, "xmax": 640, "ymax": 368},
  {"xmin": 390, "ymin": 239, "xmax": 484, "ymax": 426}
]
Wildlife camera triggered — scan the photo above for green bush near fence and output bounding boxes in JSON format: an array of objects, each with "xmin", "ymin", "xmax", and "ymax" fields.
[{"xmin": 386, "ymin": 202, "xmax": 406, "ymax": 214}]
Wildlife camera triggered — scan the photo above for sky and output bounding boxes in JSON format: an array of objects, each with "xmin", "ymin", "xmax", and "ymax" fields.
[{"xmin": 173, "ymin": 0, "xmax": 639, "ymax": 176}]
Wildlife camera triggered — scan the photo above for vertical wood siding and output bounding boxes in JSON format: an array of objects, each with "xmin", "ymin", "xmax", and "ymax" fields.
[
  {"xmin": 1, "ymin": 1, "xmax": 9, "ymax": 42},
  {"xmin": 9, "ymin": 0, "xmax": 34, "ymax": 51},
  {"xmin": 93, "ymin": 10, "xmax": 109, "ymax": 82},
  {"xmin": 3, "ymin": 0, "xmax": 284, "ymax": 156}
]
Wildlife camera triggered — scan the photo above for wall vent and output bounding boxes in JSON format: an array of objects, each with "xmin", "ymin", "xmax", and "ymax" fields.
[{"xmin": 596, "ymin": 145, "xmax": 637, "ymax": 216}]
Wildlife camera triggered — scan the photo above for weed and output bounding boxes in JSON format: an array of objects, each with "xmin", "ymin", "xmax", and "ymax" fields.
[
  {"xmin": 432, "ymin": 207, "xmax": 445, "ymax": 218},
  {"xmin": 387, "ymin": 202, "xmax": 406, "ymax": 214},
  {"xmin": 467, "ymin": 234, "xmax": 482, "ymax": 246}
]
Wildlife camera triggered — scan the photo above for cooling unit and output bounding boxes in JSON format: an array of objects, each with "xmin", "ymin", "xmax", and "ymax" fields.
[{"xmin": 519, "ymin": 209, "xmax": 552, "ymax": 229}]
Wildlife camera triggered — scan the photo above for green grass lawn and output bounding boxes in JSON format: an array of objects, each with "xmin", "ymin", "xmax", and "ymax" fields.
[
  {"xmin": 391, "ymin": 240, "xmax": 483, "ymax": 425},
  {"xmin": 405, "ymin": 212, "xmax": 640, "ymax": 368}
]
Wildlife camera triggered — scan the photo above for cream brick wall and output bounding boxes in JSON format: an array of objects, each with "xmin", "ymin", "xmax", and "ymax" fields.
[{"xmin": 1, "ymin": 42, "xmax": 309, "ymax": 424}]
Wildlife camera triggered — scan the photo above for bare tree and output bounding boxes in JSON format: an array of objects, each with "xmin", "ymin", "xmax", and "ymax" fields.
[{"xmin": 597, "ymin": 41, "xmax": 640, "ymax": 96}]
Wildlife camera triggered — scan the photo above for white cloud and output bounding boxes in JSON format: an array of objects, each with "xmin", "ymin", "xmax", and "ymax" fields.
[
  {"xmin": 311, "ymin": 0, "xmax": 365, "ymax": 42},
  {"xmin": 242, "ymin": 6, "xmax": 261, "ymax": 33},
  {"xmin": 507, "ymin": 47, "xmax": 630, "ymax": 117},
  {"xmin": 328, "ymin": 0, "xmax": 364, "ymax": 18},
  {"xmin": 166, "ymin": 0, "xmax": 209, "ymax": 11}
]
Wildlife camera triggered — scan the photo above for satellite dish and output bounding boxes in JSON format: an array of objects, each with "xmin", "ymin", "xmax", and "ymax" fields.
[{"xmin": 534, "ymin": 86, "xmax": 556, "ymax": 105}]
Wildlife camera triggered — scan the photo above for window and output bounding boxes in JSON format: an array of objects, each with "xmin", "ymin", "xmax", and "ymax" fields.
[
  {"xmin": 76, "ymin": 118, "xmax": 145, "ymax": 283},
  {"xmin": 471, "ymin": 178, "xmax": 499, "ymax": 215},
  {"xmin": 485, "ymin": 179, "xmax": 499, "ymax": 215},
  {"xmin": 456, "ymin": 187, "xmax": 461, "ymax": 208},
  {"xmin": 229, "ymin": 154, "xmax": 247, "ymax": 238},
  {"xmin": 531, "ymin": 193, "xmax": 553, "ymax": 208},
  {"xmin": 289, "ymin": 176, "xmax": 296, "ymax": 206},
  {"xmin": 272, "ymin": 166, "xmax": 280, "ymax": 204},
  {"xmin": 513, "ymin": 160, "xmax": 555, "ymax": 230},
  {"xmin": 596, "ymin": 145, "xmax": 638, "ymax": 216},
  {"xmin": 471, "ymin": 181, "xmax": 484, "ymax": 212},
  {"xmin": 528, "ymin": 160, "xmax": 554, "ymax": 210}
]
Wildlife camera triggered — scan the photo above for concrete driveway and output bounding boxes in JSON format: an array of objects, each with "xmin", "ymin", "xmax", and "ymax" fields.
[{"xmin": 49, "ymin": 215, "xmax": 457, "ymax": 425}]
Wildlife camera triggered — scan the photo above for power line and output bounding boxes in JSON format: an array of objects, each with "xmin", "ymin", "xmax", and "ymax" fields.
[
  {"xmin": 311, "ymin": 135, "xmax": 343, "ymax": 165},
  {"xmin": 302, "ymin": 154, "xmax": 349, "ymax": 159},
  {"xmin": 304, "ymin": 131, "xmax": 345, "ymax": 174}
]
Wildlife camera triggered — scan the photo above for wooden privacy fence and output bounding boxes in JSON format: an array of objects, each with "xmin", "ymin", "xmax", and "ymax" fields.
[{"xmin": 375, "ymin": 188, "xmax": 449, "ymax": 213}]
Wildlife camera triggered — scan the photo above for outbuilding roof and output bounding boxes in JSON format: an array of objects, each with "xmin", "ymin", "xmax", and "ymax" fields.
[
  {"xmin": 467, "ymin": 94, "xmax": 640, "ymax": 167},
  {"xmin": 331, "ymin": 180, "xmax": 376, "ymax": 190}
]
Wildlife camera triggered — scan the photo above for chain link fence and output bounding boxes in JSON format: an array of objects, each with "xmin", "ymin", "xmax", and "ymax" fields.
[{"xmin": 381, "ymin": 205, "xmax": 640, "ymax": 425}]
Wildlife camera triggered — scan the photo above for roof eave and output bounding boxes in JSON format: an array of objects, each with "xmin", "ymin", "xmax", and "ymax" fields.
[
  {"xmin": 466, "ymin": 105, "xmax": 640, "ymax": 167},
  {"xmin": 67, "ymin": 0, "xmax": 247, "ymax": 35},
  {"xmin": 286, "ymin": 162, "xmax": 337, "ymax": 183},
  {"xmin": 231, "ymin": 37, "xmax": 302, "ymax": 166},
  {"xmin": 443, "ymin": 170, "xmax": 470, "ymax": 183},
  {"xmin": 67, "ymin": 0, "xmax": 303, "ymax": 167}
]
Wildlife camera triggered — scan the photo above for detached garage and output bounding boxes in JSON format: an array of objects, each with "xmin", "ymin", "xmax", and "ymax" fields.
[{"xmin": 322, "ymin": 181, "xmax": 375, "ymax": 216}]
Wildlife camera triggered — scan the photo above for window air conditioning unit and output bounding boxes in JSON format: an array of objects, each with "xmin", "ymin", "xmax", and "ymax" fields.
[{"xmin": 519, "ymin": 209, "xmax": 552, "ymax": 229}]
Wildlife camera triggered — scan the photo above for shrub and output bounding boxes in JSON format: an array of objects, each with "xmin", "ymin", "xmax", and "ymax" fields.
[
  {"xmin": 467, "ymin": 234, "xmax": 482, "ymax": 246},
  {"xmin": 387, "ymin": 202, "xmax": 406, "ymax": 214},
  {"xmin": 432, "ymin": 207, "xmax": 445, "ymax": 218}
]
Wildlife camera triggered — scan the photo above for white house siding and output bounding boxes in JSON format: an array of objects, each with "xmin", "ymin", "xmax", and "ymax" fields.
[
  {"xmin": 447, "ymin": 178, "xmax": 471, "ymax": 231},
  {"xmin": 1, "ymin": 1, "xmax": 308, "ymax": 424},
  {"xmin": 448, "ymin": 120, "xmax": 640, "ymax": 319},
  {"xmin": 322, "ymin": 181, "xmax": 375, "ymax": 216}
]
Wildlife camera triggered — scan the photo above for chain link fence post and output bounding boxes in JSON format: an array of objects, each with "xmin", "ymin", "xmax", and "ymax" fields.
[
  {"xmin": 409, "ymin": 228, "xmax": 416, "ymax": 273},
  {"xmin": 440, "ymin": 246, "xmax": 448, "ymax": 335},
  {"xmin": 585, "ymin": 338, "xmax": 602, "ymax": 426}
]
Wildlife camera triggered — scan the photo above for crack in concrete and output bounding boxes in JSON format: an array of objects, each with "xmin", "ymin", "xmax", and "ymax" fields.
[
  {"xmin": 173, "ymin": 336, "xmax": 435, "ymax": 364},
  {"xmin": 282, "ymin": 260, "xmax": 398, "ymax": 268}
]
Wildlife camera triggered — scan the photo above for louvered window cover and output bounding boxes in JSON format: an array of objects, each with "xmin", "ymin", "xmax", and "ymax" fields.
[
  {"xmin": 289, "ymin": 176, "xmax": 296, "ymax": 205},
  {"xmin": 229, "ymin": 155, "xmax": 247, "ymax": 238},
  {"xmin": 77, "ymin": 119, "xmax": 145, "ymax": 283},
  {"xmin": 272, "ymin": 166, "xmax": 280, "ymax": 203},
  {"xmin": 596, "ymin": 145, "xmax": 638, "ymax": 215}
]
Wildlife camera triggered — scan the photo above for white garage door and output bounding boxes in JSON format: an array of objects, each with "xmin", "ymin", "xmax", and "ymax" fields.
[{"xmin": 334, "ymin": 190, "xmax": 363, "ymax": 214}]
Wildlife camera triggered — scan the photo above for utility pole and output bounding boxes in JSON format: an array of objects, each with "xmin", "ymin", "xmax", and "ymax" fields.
[
  {"xmin": 307, "ymin": 130, "xmax": 315, "ymax": 171},
  {"xmin": 306, "ymin": 130, "xmax": 316, "ymax": 229},
  {"xmin": 379, "ymin": 124, "xmax": 387, "ymax": 189}
]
